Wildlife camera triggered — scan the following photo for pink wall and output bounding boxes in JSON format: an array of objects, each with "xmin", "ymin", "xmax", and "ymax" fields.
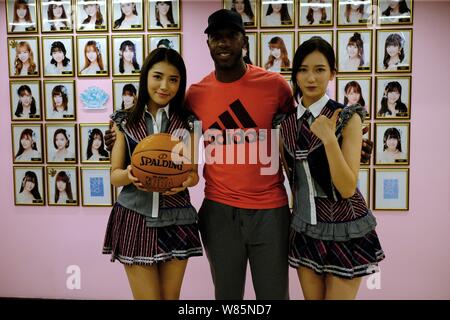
[{"xmin": 0, "ymin": 0, "xmax": 449, "ymax": 299}]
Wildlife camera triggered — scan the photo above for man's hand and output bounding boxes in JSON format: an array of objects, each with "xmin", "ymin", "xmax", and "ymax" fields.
[
  {"xmin": 105, "ymin": 120, "xmax": 116, "ymax": 151},
  {"xmin": 361, "ymin": 125, "xmax": 373, "ymax": 163}
]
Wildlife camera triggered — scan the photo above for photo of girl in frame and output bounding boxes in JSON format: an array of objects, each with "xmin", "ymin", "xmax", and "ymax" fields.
[
  {"xmin": 76, "ymin": 0, "xmax": 107, "ymax": 32},
  {"xmin": 44, "ymin": 80, "xmax": 76, "ymax": 121},
  {"xmin": 376, "ymin": 76, "xmax": 411, "ymax": 119},
  {"xmin": 336, "ymin": 77, "xmax": 371, "ymax": 119},
  {"xmin": 8, "ymin": 37, "xmax": 40, "ymax": 77},
  {"xmin": 261, "ymin": 32, "xmax": 294, "ymax": 73},
  {"xmin": 45, "ymin": 124, "xmax": 77, "ymax": 163},
  {"xmin": 77, "ymin": 36, "xmax": 109, "ymax": 77},
  {"xmin": 261, "ymin": 0, "xmax": 294, "ymax": 28},
  {"xmin": 6, "ymin": 0, "xmax": 38, "ymax": 33},
  {"xmin": 148, "ymin": 34, "xmax": 182, "ymax": 54},
  {"xmin": 148, "ymin": 0, "xmax": 181, "ymax": 30},
  {"xmin": 42, "ymin": 37, "xmax": 74, "ymax": 76},
  {"xmin": 376, "ymin": 29, "xmax": 412, "ymax": 73},
  {"xmin": 337, "ymin": 30, "xmax": 372, "ymax": 73},
  {"xmin": 299, "ymin": 0, "xmax": 333, "ymax": 27},
  {"xmin": 11, "ymin": 124, "xmax": 43, "ymax": 164},
  {"xmin": 375, "ymin": 123, "xmax": 410, "ymax": 165},
  {"xmin": 112, "ymin": 36, "xmax": 144, "ymax": 77},
  {"xmin": 299, "ymin": 30, "xmax": 333, "ymax": 48},
  {"xmin": 80, "ymin": 167, "xmax": 113, "ymax": 207},
  {"xmin": 79, "ymin": 124, "xmax": 110, "ymax": 163},
  {"xmin": 10, "ymin": 80, "xmax": 42, "ymax": 121},
  {"xmin": 13, "ymin": 167, "xmax": 45, "ymax": 206},
  {"xmin": 112, "ymin": 0, "xmax": 143, "ymax": 31},
  {"xmin": 41, "ymin": 0, "xmax": 73, "ymax": 32},
  {"xmin": 112, "ymin": 80, "xmax": 139, "ymax": 112},
  {"xmin": 224, "ymin": 0, "xmax": 257, "ymax": 28},
  {"xmin": 338, "ymin": 0, "xmax": 372, "ymax": 26},
  {"xmin": 244, "ymin": 32, "xmax": 257, "ymax": 66},
  {"xmin": 378, "ymin": 0, "xmax": 413, "ymax": 25},
  {"xmin": 47, "ymin": 166, "xmax": 78, "ymax": 206}
]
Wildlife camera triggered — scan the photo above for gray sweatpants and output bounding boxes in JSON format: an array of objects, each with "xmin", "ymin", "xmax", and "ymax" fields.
[{"xmin": 198, "ymin": 198, "xmax": 290, "ymax": 300}]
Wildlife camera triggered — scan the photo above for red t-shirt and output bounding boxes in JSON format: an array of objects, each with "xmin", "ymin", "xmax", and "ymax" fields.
[{"xmin": 186, "ymin": 65, "xmax": 295, "ymax": 209}]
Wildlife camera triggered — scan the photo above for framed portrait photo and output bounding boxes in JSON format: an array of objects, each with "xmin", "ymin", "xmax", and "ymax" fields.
[
  {"xmin": 375, "ymin": 76, "xmax": 411, "ymax": 119},
  {"xmin": 375, "ymin": 122, "xmax": 410, "ymax": 165},
  {"xmin": 11, "ymin": 123, "xmax": 43, "ymax": 164},
  {"xmin": 337, "ymin": 30, "xmax": 372, "ymax": 73},
  {"xmin": 374, "ymin": 168, "xmax": 409, "ymax": 210},
  {"xmin": 337, "ymin": 0, "xmax": 373, "ymax": 26},
  {"xmin": 81, "ymin": 167, "xmax": 113, "ymax": 206},
  {"xmin": 112, "ymin": 35, "xmax": 144, "ymax": 77},
  {"xmin": 40, "ymin": 0, "xmax": 74, "ymax": 33},
  {"xmin": 260, "ymin": 32, "xmax": 295, "ymax": 74},
  {"xmin": 299, "ymin": 30, "xmax": 333, "ymax": 48},
  {"xmin": 44, "ymin": 80, "xmax": 76, "ymax": 121},
  {"xmin": 46, "ymin": 166, "xmax": 79, "ymax": 206},
  {"xmin": 76, "ymin": 0, "xmax": 108, "ymax": 32},
  {"xmin": 223, "ymin": 0, "xmax": 257, "ymax": 28},
  {"xmin": 299, "ymin": 0, "xmax": 333, "ymax": 27},
  {"xmin": 113, "ymin": 79, "xmax": 139, "ymax": 112},
  {"xmin": 7, "ymin": 37, "xmax": 40, "ymax": 77},
  {"xmin": 42, "ymin": 36, "xmax": 74, "ymax": 77},
  {"xmin": 148, "ymin": 0, "xmax": 181, "ymax": 31},
  {"xmin": 79, "ymin": 123, "xmax": 111, "ymax": 163},
  {"xmin": 376, "ymin": 29, "xmax": 413, "ymax": 73},
  {"xmin": 45, "ymin": 123, "xmax": 78, "ymax": 164},
  {"xmin": 357, "ymin": 167, "xmax": 370, "ymax": 207},
  {"xmin": 10, "ymin": 80, "xmax": 42, "ymax": 121},
  {"xmin": 244, "ymin": 32, "xmax": 258, "ymax": 66},
  {"xmin": 112, "ymin": 0, "xmax": 144, "ymax": 31},
  {"xmin": 260, "ymin": 0, "xmax": 294, "ymax": 28},
  {"xmin": 148, "ymin": 33, "xmax": 182, "ymax": 55},
  {"xmin": 6, "ymin": 0, "xmax": 38, "ymax": 34},
  {"xmin": 76, "ymin": 35, "xmax": 109, "ymax": 77},
  {"xmin": 336, "ymin": 76, "xmax": 372, "ymax": 119},
  {"xmin": 378, "ymin": 0, "xmax": 413, "ymax": 25},
  {"xmin": 13, "ymin": 166, "xmax": 45, "ymax": 206},
  {"xmin": 362, "ymin": 122, "xmax": 371, "ymax": 164}
]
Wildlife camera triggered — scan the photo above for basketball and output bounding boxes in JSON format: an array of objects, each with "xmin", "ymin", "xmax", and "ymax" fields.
[{"xmin": 131, "ymin": 133, "xmax": 192, "ymax": 193}]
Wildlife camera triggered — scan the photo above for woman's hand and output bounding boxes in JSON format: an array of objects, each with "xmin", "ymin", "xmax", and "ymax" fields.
[
  {"xmin": 310, "ymin": 108, "xmax": 342, "ymax": 144},
  {"xmin": 127, "ymin": 165, "xmax": 147, "ymax": 191},
  {"xmin": 162, "ymin": 171, "xmax": 199, "ymax": 196}
]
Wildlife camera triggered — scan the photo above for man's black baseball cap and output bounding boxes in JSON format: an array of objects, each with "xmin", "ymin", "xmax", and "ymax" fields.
[{"xmin": 204, "ymin": 9, "xmax": 245, "ymax": 35}]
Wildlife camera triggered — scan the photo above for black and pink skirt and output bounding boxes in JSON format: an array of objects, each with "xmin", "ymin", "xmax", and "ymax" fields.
[{"xmin": 102, "ymin": 203, "xmax": 203, "ymax": 265}]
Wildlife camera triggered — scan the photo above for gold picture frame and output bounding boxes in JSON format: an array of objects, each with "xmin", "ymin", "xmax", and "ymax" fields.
[
  {"xmin": 223, "ymin": 0, "xmax": 258, "ymax": 29},
  {"xmin": 10, "ymin": 79, "xmax": 42, "ymax": 121},
  {"xmin": 80, "ymin": 166, "xmax": 113, "ymax": 206},
  {"xmin": 6, "ymin": 0, "xmax": 39, "ymax": 34},
  {"xmin": 43, "ymin": 80, "xmax": 77, "ymax": 121},
  {"xmin": 11, "ymin": 123, "xmax": 44, "ymax": 164},
  {"xmin": 45, "ymin": 123, "xmax": 78, "ymax": 164},
  {"xmin": 148, "ymin": 33, "xmax": 182, "ymax": 55},
  {"xmin": 336, "ymin": 76, "xmax": 372, "ymax": 120},
  {"xmin": 40, "ymin": 0, "xmax": 74, "ymax": 33},
  {"xmin": 41, "ymin": 35, "xmax": 75, "ymax": 77},
  {"xmin": 374, "ymin": 122, "xmax": 410, "ymax": 166},
  {"xmin": 111, "ymin": 0, "xmax": 144, "ymax": 31},
  {"xmin": 298, "ymin": 0, "xmax": 333, "ymax": 28},
  {"xmin": 7, "ymin": 36, "xmax": 40, "ymax": 78},
  {"xmin": 46, "ymin": 165, "xmax": 79, "ymax": 206},
  {"xmin": 75, "ymin": 0, "xmax": 108, "ymax": 32},
  {"xmin": 373, "ymin": 167, "xmax": 409, "ymax": 210},
  {"xmin": 76, "ymin": 35, "xmax": 110, "ymax": 77},
  {"xmin": 377, "ymin": 0, "xmax": 413, "ymax": 26},
  {"xmin": 375, "ymin": 76, "xmax": 411, "ymax": 120},
  {"xmin": 337, "ymin": 29, "xmax": 373, "ymax": 73},
  {"xmin": 112, "ymin": 79, "xmax": 139, "ymax": 112},
  {"xmin": 260, "ymin": 31, "xmax": 295, "ymax": 74},
  {"xmin": 148, "ymin": 0, "xmax": 181, "ymax": 31},
  {"xmin": 13, "ymin": 166, "xmax": 46, "ymax": 206},
  {"xmin": 376, "ymin": 28, "xmax": 413, "ymax": 73},
  {"xmin": 79, "ymin": 123, "xmax": 111, "ymax": 164},
  {"xmin": 111, "ymin": 34, "xmax": 145, "ymax": 77},
  {"xmin": 337, "ymin": 0, "xmax": 373, "ymax": 27}
]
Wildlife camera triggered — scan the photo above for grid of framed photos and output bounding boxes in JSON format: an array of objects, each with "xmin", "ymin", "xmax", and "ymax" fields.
[
  {"xmin": 221, "ymin": 1, "xmax": 413, "ymax": 210},
  {"xmin": 7, "ymin": 0, "xmax": 184, "ymax": 207}
]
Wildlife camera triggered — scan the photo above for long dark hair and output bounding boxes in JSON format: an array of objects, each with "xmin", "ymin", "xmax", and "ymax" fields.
[
  {"xmin": 86, "ymin": 128, "xmax": 109, "ymax": 159},
  {"xmin": 55, "ymin": 171, "xmax": 73, "ymax": 203},
  {"xmin": 306, "ymin": 0, "xmax": 327, "ymax": 24},
  {"xmin": 378, "ymin": 81, "xmax": 407, "ymax": 116},
  {"xmin": 82, "ymin": 1, "xmax": 104, "ymax": 26},
  {"xmin": 19, "ymin": 171, "xmax": 41, "ymax": 200},
  {"xmin": 114, "ymin": 1, "xmax": 138, "ymax": 28},
  {"xmin": 344, "ymin": 81, "xmax": 366, "ymax": 107},
  {"xmin": 382, "ymin": 0, "xmax": 410, "ymax": 16},
  {"xmin": 53, "ymin": 128, "xmax": 70, "ymax": 149},
  {"xmin": 231, "ymin": 0, "xmax": 254, "ymax": 20},
  {"xmin": 291, "ymin": 37, "xmax": 336, "ymax": 103},
  {"xmin": 119, "ymin": 40, "xmax": 140, "ymax": 73},
  {"xmin": 266, "ymin": 3, "xmax": 292, "ymax": 24},
  {"xmin": 383, "ymin": 127, "xmax": 402, "ymax": 152},
  {"xmin": 15, "ymin": 85, "xmax": 37, "ymax": 118},
  {"xmin": 52, "ymin": 85, "xmax": 69, "ymax": 111},
  {"xmin": 345, "ymin": 3, "xmax": 364, "ymax": 22},
  {"xmin": 47, "ymin": 0, "xmax": 68, "ymax": 30},
  {"xmin": 243, "ymin": 35, "xmax": 252, "ymax": 65},
  {"xmin": 347, "ymin": 32, "xmax": 364, "ymax": 66},
  {"xmin": 16, "ymin": 128, "xmax": 38, "ymax": 158},
  {"xmin": 121, "ymin": 83, "xmax": 137, "ymax": 109},
  {"xmin": 50, "ymin": 41, "xmax": 71, "ymax": 67},
  {"xmin": 127, "ymin": 48, "xmax": 187, "ymax": 125},
  {"xmin": 155, "ymin": 1, "xmax": 175, "ymax": 26},
  {"xmin": 383, "ymin": 33, "xmax": 405, "ymax": 69}
]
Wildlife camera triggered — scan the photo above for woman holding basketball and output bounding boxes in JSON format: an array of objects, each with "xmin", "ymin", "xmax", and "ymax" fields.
[{"xmin": 102, "ymin": 48, "xmax": 202, "ymax": 300}]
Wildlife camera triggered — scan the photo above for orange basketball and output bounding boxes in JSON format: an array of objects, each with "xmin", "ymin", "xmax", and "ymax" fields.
[{"xmin": 131, "ymin": 133, "xmax": 192, "ymax": 193}]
